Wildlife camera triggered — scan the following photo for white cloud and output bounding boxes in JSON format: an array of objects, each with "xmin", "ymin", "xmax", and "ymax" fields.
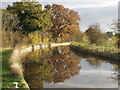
[
  {"xmin": 39, "ymin": 0, "xmax": 119, "ymax": 3},
  {"xmin": 0, "ymin": 0, "xmax": 119, "ymax": 9},
  {"xmin": 39, "ymin": 0, "xmax": 119, "ymax": 9}
]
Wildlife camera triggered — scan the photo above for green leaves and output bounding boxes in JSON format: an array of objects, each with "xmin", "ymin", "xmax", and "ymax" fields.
[
  {"xmin": 6, "ymin": 2, "xmax": 52, "ymax": 33},
  {"xmin": 2, "ymin": 10, "xmax": 19, "ymax": 31},
  {"xmin": 85, "ymin": 23, "xmax": 106, "ymax": 46}
]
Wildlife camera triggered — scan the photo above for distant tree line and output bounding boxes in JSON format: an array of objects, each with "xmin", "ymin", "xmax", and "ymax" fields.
[{"xmin": 85, "ymin": 23, "xmax": 118, "ymax": 46}]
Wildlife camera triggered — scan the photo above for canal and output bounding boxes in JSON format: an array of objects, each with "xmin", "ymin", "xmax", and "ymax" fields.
[{"xmin": 21, "ymin": 46, "xmax": 119, "ymax": 88}]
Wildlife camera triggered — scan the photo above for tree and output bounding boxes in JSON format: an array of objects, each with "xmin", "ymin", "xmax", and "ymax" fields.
[
  {"xmin": 106, "ymin": 31, "xmax": 113, "ymax": 39},
  {"xmin": 2, "ymin": 9, "xmax": 18, "ymax": 31},
  {"xmin": 6, "ymin": 2, "xmax": 52, "ymax": 33},
  {"xmin": 85, "ymin": 23, "xmax": 106, "ymax": 45},
  {"xmin": 111, "ymin": 20, "xmax": 120, "ymax": 48},
  {"xmin": 2, "ymin": 10, "xmax": 20, "ymax": 47},
  {"xmin": 45, "ymin": 4, "xmax": 81, "ymax": 42}
]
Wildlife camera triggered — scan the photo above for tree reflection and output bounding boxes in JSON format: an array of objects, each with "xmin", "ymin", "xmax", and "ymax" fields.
[
  {"xmin": 23, "ymin": 46, "xmax": 81, "ymax": 88},
  {"xmin": 109, "ymin": 64, "xmax": 120, "ymax": 85},
  {"xmin": 48, "ymin": 47, "xmax": 81, "ymax": 83},
  {"xmin": 24, "ymin": 60, "xmax": 53, "ymax": 88},
  {"xmin": 86, "ymin": 57, "xmax": 104, "ymax": 68}
]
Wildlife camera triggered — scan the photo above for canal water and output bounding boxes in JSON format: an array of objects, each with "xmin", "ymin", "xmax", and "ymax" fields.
[{"xmin": 21, "ymin": 46, "xmax": 119, "ymax": 88}]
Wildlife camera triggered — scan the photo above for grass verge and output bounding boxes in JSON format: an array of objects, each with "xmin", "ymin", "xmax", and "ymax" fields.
[
  {"xmin": 1, "ymin": 49, "xmax": 29, "ymax": 89},
  {"xmin": 70, "ymin": 42, "xmax": 119, "ymax": 60}
]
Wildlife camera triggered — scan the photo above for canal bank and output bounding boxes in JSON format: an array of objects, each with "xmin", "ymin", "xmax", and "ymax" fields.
[{"xmin": 70, "ymin": 42, "xmax": 119, "ymax": 61}]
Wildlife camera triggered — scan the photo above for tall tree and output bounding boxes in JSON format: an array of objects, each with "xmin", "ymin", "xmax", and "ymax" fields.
[
  {"xmin": 6, "ymin": 2, "xmax": 52, "ymax": 33},
  {"xmin": 2, "ymin": 9, "xmax": 18, "ymax": 31},
  {"xmin": 85, "ymin": 23, "xmax": 106, "ymax": 45},
  {"xmin": 45, "ymin": 4, "xmax": 81, "ymax": 42},
  {"xmin": 2, "ymin": 10, "xmax": 19, "ymax": 47}
]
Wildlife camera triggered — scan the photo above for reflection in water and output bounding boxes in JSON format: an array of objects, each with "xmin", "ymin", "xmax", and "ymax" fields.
[
  {"xmin": 24, "ymin": 60, "xmax": 53, "ymax": 88},
  {"xmin": 118, "ymin": 69, "xmax": 120, "ymax": 90},
  {"xmin": 22, "ymin": 46, "xmax": 119, "ymax": 88},
  {"xmin": 86, "ymin": 58, "xmax": 103, "ymax": 68},
  {"xmin": 23, "ymin": 47, "xmax": 81, "ymax": 88},
  {"xmin": 48, "ymin": 47, "xmax": 81, "ymax": 83}
]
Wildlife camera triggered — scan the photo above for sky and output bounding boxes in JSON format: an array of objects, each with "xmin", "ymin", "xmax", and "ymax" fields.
[
  {"xmin": 1, "ymin": 0, "xmax": 119, "ymax": 8},
  {"xmin": 0, "ymin": 0, "xmax": 119, "ymax": 32}
]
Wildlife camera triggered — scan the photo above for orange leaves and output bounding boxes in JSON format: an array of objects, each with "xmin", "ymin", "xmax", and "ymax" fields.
[{"xmin": 45, "ymin": 4, "xmax": 81, "ymax": 42}]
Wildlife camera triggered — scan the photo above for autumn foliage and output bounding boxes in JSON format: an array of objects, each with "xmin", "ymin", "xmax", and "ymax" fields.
[{"xmin": 45, "ymin": 4, "xmax": 81, "ymax": 42}]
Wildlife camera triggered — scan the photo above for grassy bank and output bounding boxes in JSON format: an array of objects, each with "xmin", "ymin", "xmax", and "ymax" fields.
[
  {"xmin": 70, "ymin": 42, "xmax": 119, "ymax": 60},
  {"xmin": 1, "ymin": 49, "xmax": 28, "ymax": 88}
]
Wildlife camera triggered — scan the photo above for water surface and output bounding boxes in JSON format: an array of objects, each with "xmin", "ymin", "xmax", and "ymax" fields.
[{"xmin": 22, "ymin": 46, "xmax": 119, "ymax": 88}]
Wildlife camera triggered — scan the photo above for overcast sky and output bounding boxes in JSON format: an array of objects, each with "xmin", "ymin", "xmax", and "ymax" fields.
[
  {"xmin": 1, "ymin": 0, "xmax": 119, "ymax": 8},
  {"xmin": 0, "ymin": 0, "xmax": 119, "ymax": 32}
]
